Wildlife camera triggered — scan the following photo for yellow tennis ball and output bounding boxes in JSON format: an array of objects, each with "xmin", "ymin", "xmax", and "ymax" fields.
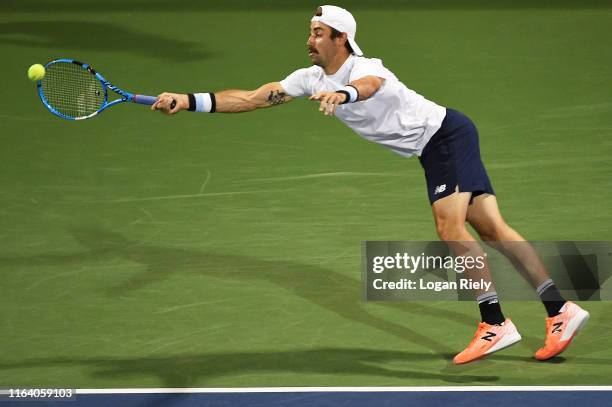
[{"xmin": 27, "ymin": 63, "xmax": 45, "ymax": 81}]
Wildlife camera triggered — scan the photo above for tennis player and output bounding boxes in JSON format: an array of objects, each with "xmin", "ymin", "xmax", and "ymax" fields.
[{"xmin": 152, "ymin": 5, "xmax": 589, "ymax": 364}]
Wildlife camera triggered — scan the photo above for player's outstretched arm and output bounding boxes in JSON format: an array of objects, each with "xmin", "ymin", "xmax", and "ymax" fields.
[
  {"xmin": 215, "ymin": 82, "xmax": 293, "ymax": 113},
  {"xmin": 151, "ymin": 82, "xmax": 292, "ymax": 115},
  {"xmin": 309, "ymin": 75, "xmax": 384, "ymax": 116}
]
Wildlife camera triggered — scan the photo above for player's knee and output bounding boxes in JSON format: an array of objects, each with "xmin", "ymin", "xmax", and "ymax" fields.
[
  {"xmin": 475, "ymin": 226, "xmax": 498, "ymax": 241},
  {"xmin": 435, "ymin": 221, "xmax": 468, "ymax": 241},
  {"xmin": 477, "ymin": 221, "xmax": 516, "ymax": 241}
]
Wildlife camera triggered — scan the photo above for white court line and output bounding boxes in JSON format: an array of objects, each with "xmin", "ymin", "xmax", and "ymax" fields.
[
  {"xmin": 72, "ymin": 386, "xmax": 612, "ymax": 394},
  {"xmin": 249, "ymin": 172, "xmax": 402, "ymax": 182},
  {"xmin": 81, "ymin": 189, "xmax": 291, "ymax": 203},
  {"xmin": 154, "ymin": 299, "xmax": 233, "ymax": 314}
]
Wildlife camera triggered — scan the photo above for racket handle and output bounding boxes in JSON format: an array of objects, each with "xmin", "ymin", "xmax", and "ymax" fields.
[{"xmin": 132, "ymin": 94, "xmax": 158, "ymax": 105}]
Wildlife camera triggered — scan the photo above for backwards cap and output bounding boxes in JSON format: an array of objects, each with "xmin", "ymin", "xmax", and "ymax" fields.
[{"xmin": 311, "ymin": 5, "xmax": 363, "ymax": 56}]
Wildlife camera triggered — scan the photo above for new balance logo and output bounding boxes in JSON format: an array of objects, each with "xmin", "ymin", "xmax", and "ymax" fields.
[
  {"xmin": 481, "ymin": 331, "xmax": 497, "ymax": 342},
  {"xmin": 552, "ymin": 322, "xmax": 563, "ymax": 333},
  {"xmin": 434, "ymin": 184, "xmax": 446, "ymax": 195}
]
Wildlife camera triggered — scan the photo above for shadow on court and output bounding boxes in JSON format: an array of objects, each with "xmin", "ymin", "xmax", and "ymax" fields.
[
  {"xmin": 72, "ymin": 228, "xmax": 472, "ymax": 356},
  {"xmin": 0, "ymin": 348, "xmax": 498, "ymax": 386},
  {"xmin": 0, "ymin": 21, "xmax": 209, "ymax": 62},
  {"xmin": 2, "ymin": 229, "xmax": 477, "ymax": 358}
]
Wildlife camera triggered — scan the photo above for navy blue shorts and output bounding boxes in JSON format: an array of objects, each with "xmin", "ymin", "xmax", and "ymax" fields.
[{"xmin": 418, "ymin": 108, "xmax": 494, "ymax": 205}]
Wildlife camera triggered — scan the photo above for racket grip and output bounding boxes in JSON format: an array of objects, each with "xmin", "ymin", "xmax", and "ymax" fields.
[{"xmin": 132, "ymin": 94, "xmax": 158, "ymax": 105}]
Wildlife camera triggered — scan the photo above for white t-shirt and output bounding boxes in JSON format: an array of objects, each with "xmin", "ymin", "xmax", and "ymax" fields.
[{"xmin": 280, "ymin": 55, "xmax": 446, "ymax": 157}]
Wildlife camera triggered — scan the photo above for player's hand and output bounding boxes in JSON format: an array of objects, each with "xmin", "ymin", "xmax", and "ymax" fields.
[
  {"xmin": 309, "ymin": 91, "xmax": 347, "ymax": 116},
  {"xmin": 151, "ymin": 93, "xmax": 188, "ymax": 115}
]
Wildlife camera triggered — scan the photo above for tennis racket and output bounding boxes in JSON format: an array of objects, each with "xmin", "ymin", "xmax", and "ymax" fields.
[{"xmin": 37, "ymin": 58, "xmax": 174, "ymax": 120}]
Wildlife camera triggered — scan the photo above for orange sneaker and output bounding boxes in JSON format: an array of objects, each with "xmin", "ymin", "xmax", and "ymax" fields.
[
  {"xmin": 535, "ymin": 301, "xmax": 589, "ymax": 361},
  {"xmin": 453, "ymin": 319, "xmax": 522, "ymax": 364}
]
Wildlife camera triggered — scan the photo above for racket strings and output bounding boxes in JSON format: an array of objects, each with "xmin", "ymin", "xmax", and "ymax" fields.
[{"xmin": 41, "ymin": 62, "xmax": 105, "ymax": 119}]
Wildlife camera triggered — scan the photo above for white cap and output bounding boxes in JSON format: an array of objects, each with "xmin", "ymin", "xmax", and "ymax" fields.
[{"xmin": 311, "ymin": 5, "xmax": 363, "ymax": 56}]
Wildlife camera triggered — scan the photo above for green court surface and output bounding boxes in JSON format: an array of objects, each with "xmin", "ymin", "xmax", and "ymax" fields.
[{"xmin": 1, "ymin": 0, "xmax": 611, "ymax": 388}]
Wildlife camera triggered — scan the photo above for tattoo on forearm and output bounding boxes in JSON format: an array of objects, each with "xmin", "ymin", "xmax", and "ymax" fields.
[{"xmin": 267, "ymin": 90, "xmax": 287, "ymax": 105}]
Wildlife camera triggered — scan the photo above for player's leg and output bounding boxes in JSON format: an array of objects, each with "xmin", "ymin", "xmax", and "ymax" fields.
[
  {"xmin": 465, "ymin": 193, "xmax": 552, "ymax": 290},
  {"xmin": 419, "ymin": 108, "xmax": 523, "ymax": 364},
  {"xmin": 431, "ymin": 191, "xmax": 521, "ymax": 364},
  {"xmin": 466, "ymin": 193, "xmax": 589, "ymax": 360}
]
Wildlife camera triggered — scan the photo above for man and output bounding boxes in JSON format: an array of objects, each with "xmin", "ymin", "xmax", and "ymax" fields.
[{"xmin": 152, "ymin": 5, "xmax": 589, "ymax": 364}]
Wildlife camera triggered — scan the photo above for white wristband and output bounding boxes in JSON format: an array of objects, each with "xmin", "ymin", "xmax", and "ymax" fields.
[
  {"xmin": 194, "ymin": 92, "xmax": 216, "ymax": 112},
  {"xmin": 338, "ymin": 85, "xmax": 359, "ymax": 103}
]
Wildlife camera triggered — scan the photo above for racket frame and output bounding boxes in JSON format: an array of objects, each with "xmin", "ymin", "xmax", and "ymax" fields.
[{"xmin": 37, "ymin": 58, "xmax": 156, "ymax": 121}]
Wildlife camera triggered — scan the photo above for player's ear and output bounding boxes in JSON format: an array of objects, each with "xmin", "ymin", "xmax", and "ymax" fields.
[{"xmin": 340, "ymin": 32, "xmax": 349, "ymax": 47}]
